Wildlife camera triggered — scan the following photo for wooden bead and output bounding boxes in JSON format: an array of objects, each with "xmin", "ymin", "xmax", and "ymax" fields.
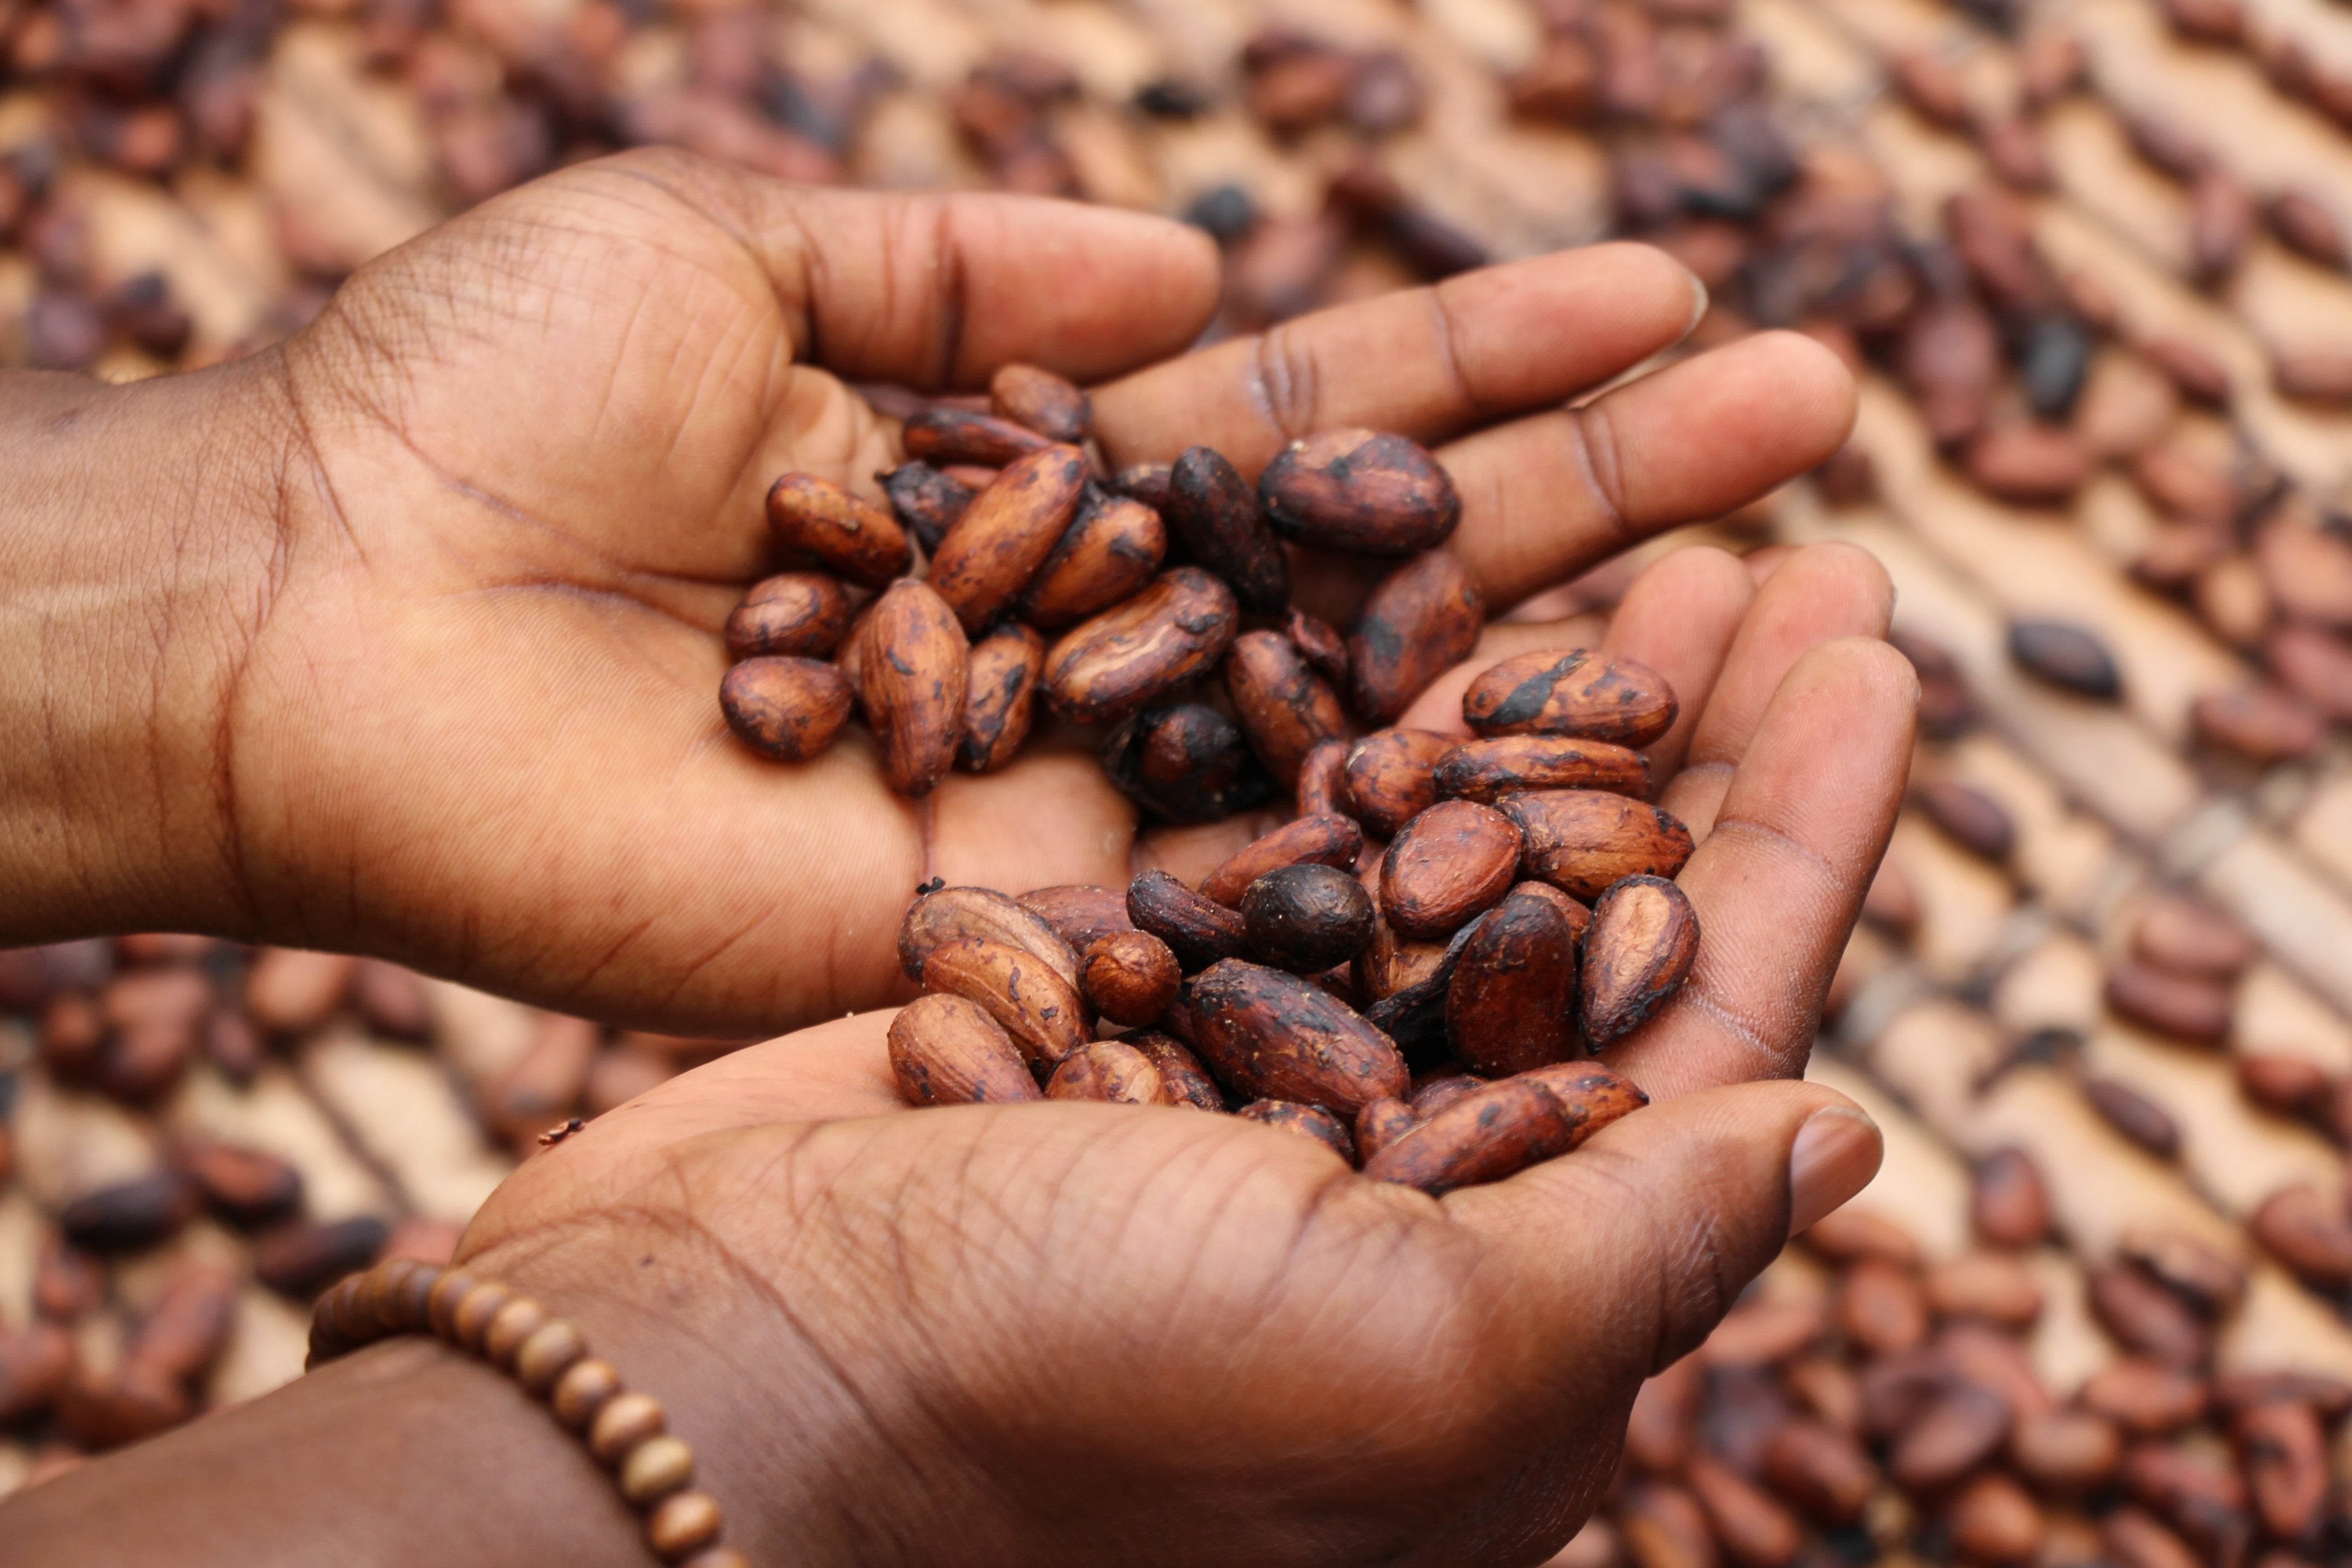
[
  {"xmin": 514, "ymin": 1318, "xmax": 588, "ymax": 1395},
  {"xmin": 305, "ymin": 1318, "xmax": 354, "ymax": 1371},
  {"xmin": 679, "ymin": 1552, "xmax": 750, "ymax": 1568},
  {"xmin": 316, "ymin": 1276, "xmax": 365, "ymax": 1341},
  {"xmin": 363, "ymin": 1259, "xmax": 426, "ymax": 1333},
  {"xmin": 646, "ymin": 1491, "xmax": 723, "ymax": 1561},
  {"xmin": 386, "ymin": 1261, "xmax": 443, "ymax": 1332},
  {"xmin": 483, "ymin": 1296, "xmax": 549, "ymax": 1368},
  {"xmin": 552, "ymin": 1357, "xmax": 622, "ymax": 1430},
  {"xmin": 589, "ymin": 1391, "xmax": 666, "ymax": 1465},
  {"xmin": 619, "ymin": 1435, "xmax": 696, "ymax": 1505},
  {"xmin": 450, "ymin": 1282, "xmax": 515, "ymax": 1353},
  {"xmin": 425, "ymin": 1270, "xmax": 480, "ymax": 1339}
]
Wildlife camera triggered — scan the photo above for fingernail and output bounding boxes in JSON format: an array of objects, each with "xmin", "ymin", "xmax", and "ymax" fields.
[
  {"xmin": 1787, "ymin": 1107, "xmax": 1883, "ymax": 1238},
  {"xmin": 1675, "ymin": 258, "xmax": 1710, "ymax": 338}
]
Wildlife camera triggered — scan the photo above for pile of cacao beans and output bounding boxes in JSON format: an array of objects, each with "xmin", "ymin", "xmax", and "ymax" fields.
[{"xmin": 877, "ymin": 643, "xmax": 1701, "ymax": 1192}]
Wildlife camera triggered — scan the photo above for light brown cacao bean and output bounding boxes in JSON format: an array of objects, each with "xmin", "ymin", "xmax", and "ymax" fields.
[
  {"xmin": 1380, "ymin": 799, "xmax": 1522, "ymax": 938},
  {"xmin": 1044, "ymin": 568, "xmax": 1240, "ymax": 724},
  {"xmin": 926, "ymin": 444, "xmax": 1089, "ymax": 633},
  {"xmin": 2010, "ymin": 1408, "xmax": 2123, "ymax": 1491},
  {"xmin": 1353, "ymin": 1096, "xmax": 1415, "ymax": 1165},
  {"xmin": 2081, "ymin": 1359, "xmax": 2207, "ymax": 1436},
  {"xmin": 765, "ymin": 472, "xmax": 911, "ymax": 589},
  {"xmin": 1225, "ymin": 629, "xmax": 1346, "ymax": 787},
  {"xmin": 724, "ymin": 572, "xmax": 853, "ymax": 660},
  {"xmin": 1295, "ymin": 737, "xmax": 1352, "ymax": 820},
  {"xmin": 888, "ymin": 993, "xmax": 1048, "ymax": 1103},
  {"xmin": 1506, "ymin": 791, "xmax": 1695, "ymax": 902},
  {"xmin": 1046, "ymin": 1040, "xmax": 1163, "ymax": 1103},
  {"xmin": 1580, "ymin": 874, "xmax": 1700, "ymax": 1047},
  {"xmin": 920, "ymin": 937, "xmax": 1089, "ymax": 1068},
  {"xmin": 990, "ymin": 361, "xmax": 1091, "ymax": 442},
  {"xmin": 897, "ymin": 886, "xmax": 1083, "ymax": 992},
  {"xmin": 860, "ymin": 580, "xmax": 970, "ymax": 797},
  {"xmin": 1445, "ymin": 890, "xmax": 1578, "ymax": 1075},
  {"xmin": 1126, "ymin": 1031, "xmax": 1225, "ymax": 1111},
  {"xmin": 958, "ymin": 622, "xmax": 1046, "ymax": 773},
  {"xmin": 1200, "ymin": 815, "xmax": 1365, "ymax": 907},
  {"xmin": 1257, "ymin": 427, "xmax": 1460, "ymax": 555},
  {"xmin": 1081, "ymin": 931, "xmax": 1181, "ymax": 1026},
  {"xmin": 720, "ymin": 658, "xmax": 854, "ymax": 762},
  {"xmin": 1017, "ymin": 884, "xmax": 1135, "ymax": 956},
  {"xmin": 1343, "ymin": 728, "xmax": 1454, "ymax": 837},
  {"xmin": 1347, "ymin": 551, "xmax": 1484, "ymax": 722},
  {"xmin": 1188, "ymin": 959, "xmax": 1408, "ymax": 1115},
  {"xmin": 1018, "ymin": 488, "xmax": 1166, "ymax": 628},
  {"xmin": 1461, "ymin": 649, "xmax": 1678, "ymax": 746}
]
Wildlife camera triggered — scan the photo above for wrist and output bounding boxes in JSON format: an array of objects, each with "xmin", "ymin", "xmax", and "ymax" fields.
[{"xmin": 0, "ymin": 360, "xmax": 294, "ymax": 943}]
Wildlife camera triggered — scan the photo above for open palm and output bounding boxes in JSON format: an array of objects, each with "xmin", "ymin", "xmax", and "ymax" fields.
[{"xmin": 221, "ymin": 147, "xmax": 1873, "ymax": 1039}]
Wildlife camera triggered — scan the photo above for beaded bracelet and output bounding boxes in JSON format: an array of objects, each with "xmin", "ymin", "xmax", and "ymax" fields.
[{"xmin": 308, "ymin": 1258, "xmax": 749, "ymax": 1568}]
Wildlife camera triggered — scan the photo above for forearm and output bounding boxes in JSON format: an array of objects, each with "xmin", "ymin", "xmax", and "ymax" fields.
[{"xmin": 0, "ymin": 363, "xmax": 288, "ymax": 945}]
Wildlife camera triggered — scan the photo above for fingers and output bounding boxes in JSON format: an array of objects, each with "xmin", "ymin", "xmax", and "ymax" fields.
[
  {"xmin": 1440, "ymin": 332, "xmax": 1857, "ymax": 608},
  {"xmin": 1607, "ymin": 639, "xmax": 1919, "ymax": 1098},
  {"xmin": 1597, "ymin": 548, "xmax": 1757, "ymax": 782},
  {"xmin": 643, "ymin": 156, "xmax": 1223, "ymax": 387},
  {"xmin": 1450, "ymin": 1080, "xmax": 1882, "ymax": 1379},
  {"xmin": 1656, "ymin": 541, "xmax": 1896, "ymax": 838},
  {"xmin": 1090, "ymin": 243, "xmax": 1703, "ymax": 470}
]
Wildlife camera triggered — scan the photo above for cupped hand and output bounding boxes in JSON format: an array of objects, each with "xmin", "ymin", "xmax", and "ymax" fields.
[{"xmin": 206, "ymin": 147, "xmax": 1860, "ymax": 1036}]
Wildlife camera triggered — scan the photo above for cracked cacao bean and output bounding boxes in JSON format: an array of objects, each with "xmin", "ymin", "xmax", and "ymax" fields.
[
  {"xmin": 1240, "ymin": 863, "xmax": 1375, "ymax": 973},
  {"xmin": 1446, "ymin": 889, "xmax": 1580, "ymax": 1075},
  {"xmin": 1047, "ymin": 1040, "xmax": 1163, "ymax": 1103},
  {"xmin": 861, "ymin": 581, "xmax": 970, "ymax": 797},
  {"xmin": 1363, "ymin": 919, "xmax": 1483, "ymax": 1063},
  {"xmin": 902, "ymin": 406, "xmax": 1054, "ymax": 466},
  {"xmin": 891, "ymin": 995, "xmax": 1044, "ymax": 1107},
  {"xmin": 1200, "ymin": 815, "xmax": 1364, "ymax": 906},
  {"xmin": 1434, "ymin": 735, "xmax": 1651, "ymax": 803},
  {"xmin": 1127, "ymin": 869, "xmax": 1250, "ymax": 971},
  {"xmin": 1100, "ymin": 702, "xmax": 1275, "ymax": 824},
  {"xmin": 1236, "ymin": 1098, "xmax": 1354, "ymax": 1159},
  {"xmin": 1361, "ymin": 1061, "xmax": 1647, "ymax": 1195},
  {"xmin": 1127, "ymin": 1031, "xmax": 1225, "ymax": 1111},
  {"xmin": 1188, "ymin": 959, "xmax": 1408, "ymax": 1114},
  {"xmin": 897, "ymin": 885, "xmax": 1083, "ymax": 993},
  {"xmin": 959, "ymin": 622, "xmax": 1046, "ymax": 773},
  {"xmin": 877, "ymin": 461, "xmax": 974, "ymax": 554},
  {"xmin": 765, "ymin": 472, "xmax": 912, "ymax": 589},
  {"xmin": 1166, "ymin": 445, "xmax": 1290, "ymax": 615},
  {"xmin": 1081, "ymin": 930, "xmax": 1181, "ymax": 1026},
  {"xmin": 724, "ymin": 572, "xmax": 853, "ymax": 660},
  {"xmin": 1461, "ymin": 649, "xmax": 1678, "ymax": 746},
  {"xmin": 1505, "ymin": 790, "xmax": 1695, "ymax": 902},
  {"xmin": 1348, "ymin": 551, "xmax": 1485, "ymax": 723},
  {"xmin": 1343, "ymin": 727, "xmax": 1454, "ymax": 837},
  {"xmin": 1258, "ymin": 427, "xmax": 1460, "ymax": 554},
  {"xmin": 1295, "ymin": 737, "xmax": 1352, "ymax": 819},
  {"xmin": 927, "ymin": 444, "xmax": 1090, "ymax": 633},
  {"xmin": 1018, "ymin": 487, "xmax": 1166, "ymax": 628},
  {"xmin": 1017, "ymin": 884, "xmax": 1135, "ymax": 956},
  {"xmin": 721, "ymin": 656, "xmax": 855, "ymax": 763},
  {"xmin": 990, "ymin": 362, "xmax": 1091, "ymax": 442},
  {"xmin": 921, "ymin": 937, "xmax": 1090, "ymax": 1068},
  {"xmin": 1044, "ymin": 567, "xmax": 1240, "ymax": 724},
  {"xmin": 1225, "ymin": 629, "xmax": 1346, "ymax": 787},
  {"xmin": 1580, "ymin": 874, "xmax": 1700, "ymax": 1047},
  {"xmin": 1381, "ymin": 799, "xmax": 1522, "ymax": 938}
]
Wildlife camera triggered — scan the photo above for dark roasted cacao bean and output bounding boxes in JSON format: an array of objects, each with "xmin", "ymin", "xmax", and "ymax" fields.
[
  {"xmin": 1045, "ymin": 568, "xmax": 1240, "ymax": 725},
  {"xmin": 1433, "ymin": 735, "xmax": 1650, "ymax": 803},
  {"xmin": 1200, "ymin": 816, "xmax": 1364, "ymax": 907},
  {"xmin": 1343, "ymin": 728, "xmax": 1454, "ymax": 837},
  {"xmin": 1081, "ymin": 931, "xmax": 1181, "ymax": 1027},
  {"xmin": 1240, "ymin": 863, "xmax": 1375, "ymax": 974},
  {"xmin": 902, "ymin": 407, "xmax": 1054, "ymax": 466},
  {"xmin": 877, "ymin": 461, "xmax": 975, "ymax": 554},
  {"xmin": 1113, "ymin": 462, "xmax": 1174, "ymax": 512},
  {"xmin": 721, "ymin": 657, "xmax": 854, "ymax": 763},
  {"xmin": 1971, "ymin": 1147, "xmax": 2053, "ymax": 1247},
  {"xmin": 177, "ymin": 1140, "xmax": 303, "ymax": 1227},
  {"xmin": 1235, "ymin": 1098, "xmax": 1355, "ymax": 1158},
  {"xmin": 2086, "ymin": 1078, "xmax": 2180, "ymax": 1158},
  {"xmin": 1018, "ymin": 488, "xmax": 1166, "ymax": 629},
  {"xmin": 1381, "ymin": 799, "xmax": 1522, "ymax": 938},
  {"xmin": 1461, "ymin": 649, "xmax": 1679, "ymax": 746},
  {"xmin": 861, "ymin": 580, "xmax": 970, "ymax": 797},
  {"xmin": 1127, "ymin": 869, "xmax": 1250, "ymax": 972},
  {"xmin": 1165, "ymin": 445, "xmax": 1289, "ymax": 616},
  {"xmin": 1445, "ymin": 890, "xmax": 1578, "ymax": 1075},
  {"xmin": 1889, "ymin": 1382, "xmax": 2010, "ymax": 1490},
  {"xmin": 2008, "ymin": 618, "xmax": 2122, "ymax": 697},
  {"xmin": 765, "ymin": 472, "xmax": 911, "ymax": 589},
  {"xmin": 1363, "ymin": 920, "xmax": 1483, "ymax": 1063},
  {"xmin": 724, "ymin": 572, "xmax": 853, "ymax": 660},
  {"xmin": 959, "ymin": 622, "xmax": 1047, "ymax": 773},
  {"xmin": 2088, "ymin": 1264, "xmax": 2211, "ymax": 1368},
  {"xmin": 1225, "ymin": 630, "xmax": 1346, "ymax": 787},
  {"xmin": 1506, "ymin": 791, "xmax": 1695, "ymax": 902},
  {"xmin": 1347, "ymin": 552, "xmax": 1484, "ymax": 723},
  {"xmin": 1017, "ymin": 885, "xmax": 1135, "ymax": 957},
  {"xmin": 990, "ymin": 362, "xmax": 1091, "ymax": 442},
  {"xmin": 252, "ymin": 1215, "xmax": 390, "ymax": 1296},
  {"xmin": 1353, "ymin": 1096, "xmax": 1415, "ymax": 1165},
  {"xmin": 1283, "ymin": 608, "xmax": 1349, "ymax": 687},
  {"xmin": 1188, "ymin": 959, "xmax": 1408, "ymax": 1114},
  {"xmin": 1913, "ymin": 779, "xmax": 2016, "ymax": 861},
  {"xmin": 1257, "ymin": 428, "xmax": 1460, "ymax": 555},
  {"xmin": 59, "ymin": 1171, "xmax": 198, "ymax": 1252},
  {"xmin": 1762, "ymin": 1419, "xmax": 1879, "ymax": 1524},
  {"xmin": 1100, "ymin": 702, "xmax": 1275, "ymax": 824},
  {"xmin": 928, "ymin": 444, "xmax": 1089, "ymax": 633}
]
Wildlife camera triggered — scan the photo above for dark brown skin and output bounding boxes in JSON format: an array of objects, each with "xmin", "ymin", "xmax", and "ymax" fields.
[
  {"xmin": 1446, "ymin": 889, "xmax": 1580, "ymax": 1075},
  {"xmin": 1362, "ymin": 1063, "xmax": 1648, "ymax": 1195},
  {"xmin": 1345, "ymin": 728, "xmax": 1455, "ymax": 837},
  {"xmin": 1381, "ymin": 799, "xmax": 1523, "ymax": 939},
  {"xmin": 1461, "ymin": 649, "xmax": 1679, "ymax": 747},
  {"xmin": 901, "ymin": 405, "xmax": 1054, "ymax": 466},
  {"xmin": 1044, "ymin": 567, "xmax": 1240, "ymax": 724},
  {"xmin": 765, "ymin": 471, "xmax": 913, "ymax": 589},
  {"xmin": 1019, "ymin": 488, "xmax": 1167, "ymax": 628},
  {"xmin": 1258, "ymin": 428, "xmax": 1462, "ymax": 555},
  {"xmin": 1296, "ymin": 738, "xmax": 1353, "ymax": 820},
  {"xmin": 1101, "ymin": 702, "xmax": 1275, "ymax": 824},
  {"xmin": 1241, "ymin": 863, "xmax": 1377, "ymax": 974},
  {"xmin": 1348, "ymin": 551, "xmax": 1485, "ymax": 723},
  {"xmin": 718, "ymin": 657, "xmax": 855, "ymax": 763},
  {"xmin": 1125, "ymin": 1030, "xmax": 1226, "ymax": 1111},
  {"xmin": 1433, "ymin": 735, "xmax": 1651, "ymax": 803},
  {"xmin": 1580, "ymin": 874, "xmax": 1701, "ymax": 1048},
  {"xmin": 896, "ymin": 885, "xmax": 1083, "ymax": 991},
  {"xmin": 1235, "ymin": 1099, "xmax": 1356, "ymax": 1161},
  {"xmin": 724, "ymin": 571, "xmax": 853, "ymax": 660},
  {"xmin": 992, "ymin": 361, "xmax": 1093, "ymax": 443},
  {"xmin": 1188, "ymin": 959, "xmax": 1410, "ymax": 1115},
  {"xmin": 876, "ymin": 460, "xmax": 975, "ymax": 554},
  {"xmin": 927, "ymin": 443, "xmax": 1090, "ymax": 632},
  {"xmin": 920, "ymin": 936, "xmax": 1091, "ymax": 1068},
  {"xmin": 1167, "ymin": 445, "xmax": 1291, "ymax": 616},
  {"xmin": 1017, "ymin": 884, "xmax": 1136, "ymax": 956},
  {"xmin": 1506, "ymin": 791, "xmax": 1696, "ymax": 903},
  {"xmin": 959, "ymin": 622, "xmax": 1048, "ymax": 773},
  {"xmin": 1046, "ymin": 1040, "xmax": 1164, "ymax": 1103},
  {"xmin": 1200, "ymin": 814, "xmax": 1365, "ymax": 906},
  {"xmin": 859, "ymin": 580, "xmax": 970, "ymax": 798},
  {"xmin": 1225, "ymin": 629, "xmax": 1348, "ymax": 787},
  {"xmin": 1082, "ymin": 930, "xmax": 1182, "ymax": 1027},
  {"xmin": 888, "ymin": 993, "xmax": 1044, "ymax": 1106},
  {"xmin": 1127, "ymin": 869, "xmax": 1251, "ymax": 971}
]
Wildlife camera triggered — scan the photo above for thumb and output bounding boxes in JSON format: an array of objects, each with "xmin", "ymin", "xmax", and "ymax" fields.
[{"xmin": 1450, "ymin": 1079, "xmax": 1882, "ymax": 1382}]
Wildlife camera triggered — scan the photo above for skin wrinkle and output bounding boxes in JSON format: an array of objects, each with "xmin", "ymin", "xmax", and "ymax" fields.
[
  {"xmin": 1419, "ymin": 285, "xmax": 1481, "ymax": 430},
  {"xmin": 1249, "ymin": 319, "xmax": 1319, "ymax": 445},
  {"xmin": 929, "ymin": 200, "xmax": 972, "ymax": 389}
]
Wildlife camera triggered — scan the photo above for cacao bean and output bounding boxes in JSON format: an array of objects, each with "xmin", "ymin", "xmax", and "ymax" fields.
[
  {"xmin": 2210, "ymin": 1371, "xmax": 2352, "ymax": 1421},
  {"xmin": 2117, "ymin": 1229, "xmax": 2243, "ymax": 1315},
  {"xmin": 35, "ymin": 1232, "xmax": 105, "ymax": 1320},
  {"xmin": 1164, "ymin": 445, "xmax": 1289, "ymax": 616},
  {"xmin": 724, "ymin": 572, "xmax": 853, "ymax": 660},
  {"xmin": 1101, "ymin": 702, "xmax": 1275, "ymax": 824},
  {"xmin": 959, "ymin": 622, "xmax": 1046, "ymax": 772},
  {"xmin": 2101, "ymin": 1507, "xmax": 2200, "ymax": 1568},
  {"xmin": 927, "ymin": 444, "xmax": 1089, "ymax": 633},
  {"xmin": 1922, "ymin": 1252, "xmax": 2042, "ymax": 1328},
  {"xmin": 1912, "ymin": 779, "xmax": 2015, "ymax": 861},
  {"xmin": 1506, "ymin": 791, "xmax": 1695, "ymax": 902},
  {"xmin": 2133, "ymin": 894, "xmax": 2255, "ymax": 979},
  {"xmin": 1200, "ymin": 816, "xmax": 1364, "ymax": 907},
  {"xmin": 1188, "ymin": 959, "xmax": 1408, "ymax": 1114},
  {"xmin": 1240, "ymin": 863, "xmax": 1375, "ymax": 973},
  {"xmin": 2085, "ymin": 1078, "xmax": 2180, "ymax": 1158},
  {"xmin": 1225, "ymin": 629, "xmax": 1345, "ymax": 787},
  {"xmin": 1081, "ymin": 930, "xmax": 1181, "ymax": 1026},
  {"xmin": 2120, "ymin": 1442, "xmax": 2248, "ymax": 1552},
  {"xmin": 1579, "ymin": 874, "xmax": 1699, "ymax": 1048},
  {"xmin": 1256, "ymin": 428, "xmax": 1460, "ymax": 554},
  {"xmin": 1803, "ymin": 1208, "xmax": 1921, "ymax": 1266},
  {"xmin": 2008, "ymin": 618, "xmax": 2122, "ymax": 698},
  {"xmin": 1347, "ymin": 551, "xmax": 1484, "ymax": 723},
  {"xmin": 1353, "ymin": 1096, "xmax": 1415, "ymax": 1164},
  {"xmin": 765, "ymin": 472, "xmax": 911, "ymax": 589},
  {"xmin": 1046, "ymin": 1040, "xmax": 1163, "ymax": 1104},
  {"xmin": 877, "ymin": 461, "xmax": 974, "ymax": 554},
  {"xmin": 1360, "ymin": 1060, "xmax": 1646, "ymax": 1195},
  {"xmin": 721, "ymin": 657, "xmax": 854, "ymax": 763},
  {"xmin": 1283, "ymin": 608, "xmax": 1348, "ymax": 686},
  {"xmin": 1839, "ymin": 1257, "xmax": 1929, "ymax": 1357},
  {"xmin": 177, "ymin": 1139, "xmax": 303, "ymax": 1227},
  {"xmin": 59, "ymin": 1171, "xmax": 197, "ymax": 1252},
  {"xmin": 1127, "ymin": 869, "xmax": 1250, "ymax": 972},
  {"xmin": 1889, "ymin": 1382, "xmax": 2009, "ymax": 1490},
  {"xmin": 1126, "ymin": 1031, "xmax": 1225, "ymax": 1111},
  {"xmin": 1018, "ymin": 488, "xmax": 1166, "ymax": 629},
  {"xmin": 1945, "ymin": 1472, "xmax": 2043, "ymax": 1567},
  {"xmin": 2081, "ymin": 1359, "xmax": 2208, "ymax": 1436},
  {"xmin": 921, "ymin": 937, "xmax": 1090, "ymax": 1067},
  {"xmin": 990, "ymin": 362, "xmax": 1091, "ymax": 442},
  {"xmin": 1617, "ymin": 1484, "xmax": 1716, "ymax": 1568},
  {"xmin": 1295, "ymin": 738, "xmax": 1352, "ymax": 820},
  {"xmin": 2087, "ymin": 1264, "xmax": 2210, "ymax": 1368},
  {"xmin": 1363, "ymin": 920, "xmax": 1483, "ymax": 1063},
  {"xmin": 860, "ymin": 580, "xmax": 970, "ymax": 797},
  {"xmin": 1445, "ymin": 889, "xmax": 1578, "ymax": 1075},
  {"xmin": 1235, "ymin": 1098, "xmax": 1354, "ymax": 1159},
  {"xmin": 1044, "ymin": 568, "xmax": 1240, "ymax": 725},
  {"xmin": 2010, "ymin": 1408, "xmax": 2124, "ymax": 1491},
  {"xmin": 0, "ymin": 1322, "xmax": 75, "ymax": 1424},
  {"xmin": 1965, "ymin": 424, "xmax": 2094, "ymax": 504},
  {"xmin": 1406, "ymin": 1073, "xmax": 1483, "ymax": 1119},
  {"xmin": 2234, "ymin": 1399, "xmax": 2325, "ymax": 1545},
  {"xmin": 1381, "ymin": 799, "xmax": 1522, "ymax": 938},
  {"xmin": 2249, "ymin": 1184, "xmax": 2352, "ymax": 1289},
  {"xmin": 1761, "ymin": 1419, "xmax": 1878, "ymax": 1524},
  {"xmin": 2268, "ymin": 623, "xmax": 2352, "ymax": 720},
  {"xmin": 1016, "ymin": 884, "xmax": 1134, "ymax": 956},
  {"xmin": 1433, "ymin": 735, "xmax": 1651, "ymax": 804},
  {"xmin": 1343, "ymin": 728, "xmax": 1454, "ymax": 838},
  {"xmin": 2237, "ymin": 1052, "xmax": 2331, "ymax": 1118},
  {"xmin": 1462, "ymin": 649, "xmax": 1680, "ymax": 746},
  {"xmin": 901, "ymin": 407, "xmax": 1053, "ymax": 466},
  {"xmin": 1971, "ymin": 1147, "xmax": 2052, "ymax": 1247},
  {"xmin": 898, "ymin": 886, "xmax": 1083, "ymax": 993},
  {"xmin": 128, "ymin": 1260, "xmax": 236, "ymax": 1381},
  {"xmin": 1113, "ymin": 462, "xmax": 1173, "ymax": 512}
]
